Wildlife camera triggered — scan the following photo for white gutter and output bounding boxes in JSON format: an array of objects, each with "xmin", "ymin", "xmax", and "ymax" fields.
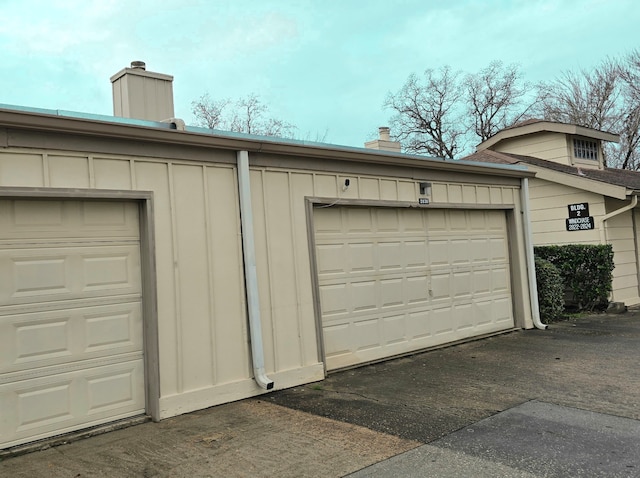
[
  {"xmin": 237, "ymin": 150, "xmax": 274, "ymax": 390},
  {"xmin": 521, "ymin": 178, "xmax": 547, "ymax": 330},
  {"xmin": 599, "ymin": 194, "xmax": 638, "ymax": 243}
]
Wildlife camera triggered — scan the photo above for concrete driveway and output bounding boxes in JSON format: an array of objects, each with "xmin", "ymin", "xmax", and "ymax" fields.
[{"xmin": 2, "ymin": 311, "xmax": 639, "ymax": 477}]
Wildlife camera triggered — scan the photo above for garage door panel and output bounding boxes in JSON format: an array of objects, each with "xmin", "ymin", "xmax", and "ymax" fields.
[
  {"xmin": 491, "ymin": 268, "xmax": 510, "ymax": 292},
  {"xmin": 352, "ymin": 281, "xmax": 377, "ymax": 311},
  {"xmin": 316, "ymin": 243, "xmax": 345, "ymax": 276},
  {"xmin": 426, "ymin": 209, "xmax": 447, "ymax": 230},
  {"xmin": 1, "ymin": 245, "xmax": 141, "ymax": 306},
  {"xmin": 473, "ymin": 269, "xmax": 492, "ymax": 294},
  {"xmin": 1, "ymin": 305, "xmax": 143, "ymax": 375},
  {"xmin": 349, "ymin": 243, "xmax": 375, "ymax": 272},
  {"xmin": 406, "ymin": 276, "xmax": 429, "ymax": 304},
  {"xmin": 487, "ymin": 210, "xmax": 507, "ymax": 230},
  {"xmin": 345, "ymin": 208, "xmax": 373, "ymax": 232},
  {"xmin": 0, "ymin": 359, "xmax": 144, "ymax": 448},
  {"xmin": 429, "ymin": 240, "xmax": 450, "ymax": 265},
  {"xmin": 407, "ymin": 311, "xmax": 432, "ymax": 340},
  {"xmin": 448, "ymin": 210, "xmax": 467, "ymax": 230},
  {"xmin": 431, "ymin": 307, "xmax": 455, "ymax": 337},
  {"xmin": 400, "ymin": 209, "xmax": 426, "ymax": 232},
  {"xmin": 0, "ymin": 200, "xmax": 139, "ymax": 241},
  {"xmin": 0, "ymin": 199, "xmax": 144, "ymax": 450},
  {"xmin": 323, "ymin": 323, "xmax": 350, "ymax": 357},
  {"xmin": 378, "ymin": 242, "xmax": 403, "ymax": 270},
  {"xmin": 354, "ymin": 319, "xmax": 380, "ymax": 351},
  {"xmin": 380, "ymin": 278, "xmax": 403, "ymax": 308},
  {"xmin": 318, "ymin": 284, "xmax": 349, "ymax": 317},
  {"xmin": 453, "ymin": 303, "xmax": 475, "ymax": 332},
  {"xmin": 382, "ymin": 315, "xmax": 407, "ymax": 345},
  {"xmin": 405, "ymin": 240, "xmax": 429, "ymax": 267},
  {"xmin": 430, "ymin": 272, "xmax": 451, "ymax": 300},
  {"xmin": 376, "ymin": 208, "xmax": 400, "ymax": 231},
  {"xmin": 316, "ymin": 206, "xmax": 514, "ymax": 370},
  {"xmin": 452, "ymin": 271, "xmax": 472, "ymax": 297},
  {"xmin": 493, "ymin": 297, "xmax": 514, "ymax": 323},
  {"xmin": 474, "ymin": 300, "xmax": 494, "ymax": 327}
]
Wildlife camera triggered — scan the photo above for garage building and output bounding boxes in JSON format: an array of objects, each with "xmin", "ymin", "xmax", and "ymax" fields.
[{"xmin": 0, "ymin": 63, "xmax": 538, "ymax": 450}]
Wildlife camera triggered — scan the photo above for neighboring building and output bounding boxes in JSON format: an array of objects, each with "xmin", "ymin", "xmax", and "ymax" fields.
[
  {"xmin": 463, "ymin": 119, "xmax": 640, "ymax": 306},
  {"xmin": 0, "ymin": 63, "xmax": 538, "ymax": 450}
]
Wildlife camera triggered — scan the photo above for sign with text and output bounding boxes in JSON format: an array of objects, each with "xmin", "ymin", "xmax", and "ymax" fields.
[
  {"xmin": 568, "ymin": 202, "xmax": 589, "ymax": 218},
  {"xmin": 566, "ymin": 216, "xmax": 595, "ymax": 231}
]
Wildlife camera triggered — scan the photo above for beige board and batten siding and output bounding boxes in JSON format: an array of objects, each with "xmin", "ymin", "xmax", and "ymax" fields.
[
  {"xmin": 0, "ymin": 199, "xmax": 144, "ymax": 449},
  {"xmin": 0, "ymin": 148, "xmax": 324, "ymax": 423},
  {"xmin": 0, "ymin": 138, "xmax": 534, "ymax": 438},
  {"xmin": 248, "ymin": 168, "xmax": 525, "ymax": 372}
]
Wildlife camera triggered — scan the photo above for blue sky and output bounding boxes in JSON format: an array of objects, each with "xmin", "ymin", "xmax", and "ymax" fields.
[{"xmin": 0, "ymin": 0, "xmax": 638, "ymax": 148}]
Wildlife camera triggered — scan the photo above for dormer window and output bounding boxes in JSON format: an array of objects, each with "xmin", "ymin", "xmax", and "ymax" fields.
[{"xmin": 573, "ymin": 138, "xmax": 598, "ymax": 160}]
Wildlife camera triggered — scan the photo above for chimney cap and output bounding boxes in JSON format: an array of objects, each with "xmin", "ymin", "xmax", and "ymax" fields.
[
  {"xmin": 131, "ymin": 61, "xmax": 146, "ymax": 70},
  {"xmin": 378, "ymin": 126, "xmax": 391, "ymax": 141}
]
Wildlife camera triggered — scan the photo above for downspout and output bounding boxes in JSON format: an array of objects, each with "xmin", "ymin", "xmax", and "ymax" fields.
[
  {"xmin": 599, "ymin": 194, "xmax": 638, "ymax": 243},
  {"xmin": 521, "ymin": 178, "xmax": 547, "ymax": 330},
  {"xmin": 237, "ymin": 150, "xmax": 274, "ymax": 390}
]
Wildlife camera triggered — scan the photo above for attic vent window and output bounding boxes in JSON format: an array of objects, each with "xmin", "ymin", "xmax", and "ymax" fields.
[{"xmin": 573, "ymin": 138, "xmax": 598, "ymax": 160}]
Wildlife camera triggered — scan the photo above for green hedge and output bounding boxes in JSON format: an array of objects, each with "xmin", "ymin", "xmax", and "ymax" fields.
[
  {"xmin": 534, "ymin": 244, "xmax": 614, "ymax": 311},
  {"xmin": 534, "ymin": 257, "xmax": 564, "ymax": 321}
]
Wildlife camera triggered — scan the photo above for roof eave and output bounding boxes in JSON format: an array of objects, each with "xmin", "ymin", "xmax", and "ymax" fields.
[
  {"xmin": 0, "ymin": 107, "xmax": 534, "ymax": 179},
  {"xmin": 526, "ymin": 164, "xmax": 628, "ymax": 200},
  {"xmin": 477, "ymin": 121, "xmax": 620, "ymax": 151}
]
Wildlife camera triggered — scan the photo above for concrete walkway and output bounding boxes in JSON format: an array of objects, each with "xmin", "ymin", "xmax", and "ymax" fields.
[{"xmin": 2, "ymin": 312, "xmax": 639, "ymax": 477}]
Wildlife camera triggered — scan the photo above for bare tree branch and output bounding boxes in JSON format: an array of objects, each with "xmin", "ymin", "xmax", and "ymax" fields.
[
  {"xmin": 536, "ymin": 55, "xmax": 640, "ymax": 169},
  {"xmin": 384, "ymin": 66, "xmax": 466, "ymax": 158},
  {"xmin": 191, "ymin": 92, "xmax": 296, "ymax": 138},
  {"xmin": 463, "ymin": 61, "xmax": 535, "ymax": 141},
  {"xmin": 384, "ymin": 62, "xmax": 535, "ymax": 157}
]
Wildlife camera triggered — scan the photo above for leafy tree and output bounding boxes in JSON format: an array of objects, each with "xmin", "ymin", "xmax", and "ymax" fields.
[{"xmin": 191, "ymin": 93, "xmax": 296, "ymax": 138}]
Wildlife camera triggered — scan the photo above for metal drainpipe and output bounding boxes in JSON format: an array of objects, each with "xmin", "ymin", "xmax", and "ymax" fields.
[
  {"xmin": 521, "ymin": 178, "xmax": 547, "ymax": 330},
  {"xmin": 599, "ymin": 195, "xmax": 638, "ymax": 243},
  {"xmin": 237, "ymin": 150, "xmax": 274, "ymax": 390}
]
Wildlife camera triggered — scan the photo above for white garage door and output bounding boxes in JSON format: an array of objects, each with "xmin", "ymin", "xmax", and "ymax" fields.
[
  {"xmin": 0, "ymin": 199, "xmax": 145, "ymax": 449},
  {"xmin": 315, "ymin": 206, "xmax": 514, "ymax": 370}
]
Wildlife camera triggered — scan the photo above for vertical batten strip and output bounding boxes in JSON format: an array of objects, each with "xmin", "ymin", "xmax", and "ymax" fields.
[
  {"xmin": 88, "ymin": 155, "xmax": 95, "ymax": 188},
  {"xmin": 287, "ymin": 172, "xmax": 304, "ymax": 365},
  {"xmin": 260, "ymin": 169, "xmax": 279, "ymax": 371},
  {"xmin": 130, "ymin": 159, "xmax": 137, "ymax": 189},
  {"xmin": 202, "ymin": 165, "xmax": 218, "ymax": 385},
  {"xmin": 43, "ymin": 153, "xmax": 50, "ymax": 187},
  {"xmin": 167, "ymin": 162, "xmax": 184, "ymax": 393}
]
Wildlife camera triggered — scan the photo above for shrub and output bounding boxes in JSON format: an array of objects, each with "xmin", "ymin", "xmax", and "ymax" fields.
[
  {"xmin": 534, "ymin": 257, "xmax": 565, "ymax": 322},
  {"xmin": 534, "ymin": 244, "xmax": 614, "ymax": 311}
]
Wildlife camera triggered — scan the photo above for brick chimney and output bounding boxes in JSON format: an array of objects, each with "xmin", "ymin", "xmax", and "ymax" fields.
[
  {"xmin": 110, "ymin": 61, "xmax": 175, "ymax": 121},
  {"xmin": 364, "ymin": 127, "xmax": 401, "ymax": 152}
]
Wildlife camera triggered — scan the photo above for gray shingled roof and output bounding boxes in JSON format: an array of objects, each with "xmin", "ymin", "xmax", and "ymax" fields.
[{"xmin": 462, "ymin": 150, "xmax": 640, "ymax": 191}]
